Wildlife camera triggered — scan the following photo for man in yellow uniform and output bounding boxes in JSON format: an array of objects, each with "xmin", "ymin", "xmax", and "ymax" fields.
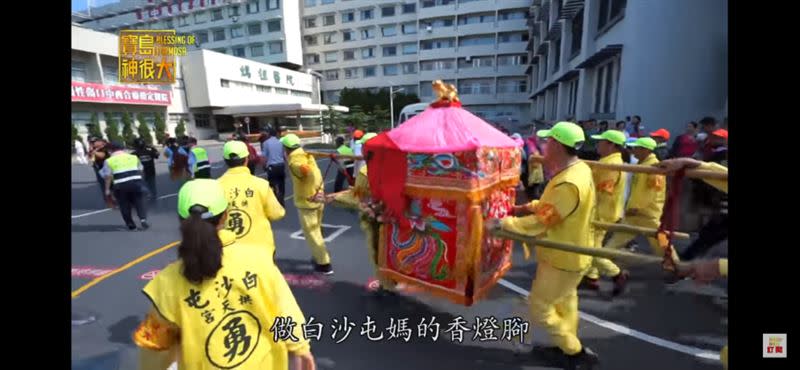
[
  {"xmin": 282, "ymin": 133, "xmax": 334, "ymax": 275},
  {"xmin": 488, "ymin": 121, "xmax": 600, "ymax": 369},
  {"xmin": 581, "ymin": 130, "xmax": 630, "ymax": 296},
  {"xmin": 218, "ymin": 140, "xmax": 286, "ymax": 260},
  {"xmin": 659, "ymin": 157, "xmax": 728, "ymax": 369},
  {"xmin": 134, "ymin": 179, "xmax": 315, "ymax": 370},
  {"xmin": 602, "ymin": 137, "xmax": 680, "ymax": 264}
]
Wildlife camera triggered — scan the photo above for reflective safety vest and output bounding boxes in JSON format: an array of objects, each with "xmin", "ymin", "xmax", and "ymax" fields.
[
  {"xmin": 106, "ymin": 153, "xmax": 143, "ymax": 184},
  {"xmin": 191, "ymin": 147, "xmax": 210, "ymax": 174}
]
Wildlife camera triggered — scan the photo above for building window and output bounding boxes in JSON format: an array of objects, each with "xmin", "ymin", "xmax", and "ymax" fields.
[
  {"xmin": 458, "ymin": 79, "xmax": 493, "ymax": 95},
  {"xmin": 498, "ymin": 10, "xmax": 526, "ymax": 20},
  {"xmin": 194, "ymin": 114, "xmax": 211, "ymax": 128},
  {"xmin": 382, "ymin": 6, "xmax": 395, "ymax": 17},
  {"xmin": 72, "ymin": 60, "xmax": 87, "ymax": 82},
  {"xmin": 342, "ymin": 11, "xmax": 354, "ymax": 23},
  {"xmin": 324, "ymin": 14, "xmax": 336, "ymax": 26},
  {"xmin": 322, "ymin": 0, "xmax": 334, "ymax": 4},
  {"xmin": 497, "ymin": 54, "xmax": 527, "ymax": 66},
  {"xmin": 221, "ymin": 79, "xmax": 231, "ymax": 87},
  {"xmin": 250, "ymin": 44, "xmax": 264, "ymax": 57},
  {"xmin": 276, "ymin": 88, "xmax": 289, "ymax": 95},
  {"xmin": 361, "ymin": 28, "xmax": 375, "ymax": 39},
  {"xmin": 402, "ymin": 43, "xmax": 417, "ymax": 54},
  {"xmin": 266, "ymin": 20, "xmax": 281, "ymax": 32},
  {"xmin": 233, "ymin": 46, "xmax": 246, "ymax": 57},
  {"xmin": 458, "ymin": 13, "xmax": 494, "ymax": 25},
  {"xmin": 552, "ymin": 38, "xmax": 561, "ymax": 74},
  {"xmin": 344, "ymin": 68, "xmax": 358, "ymax": 79},
  {"xmin": 598, "ymin": 0, "xmax": 626, "ymax": 32},
  {"xmin": 549, "ymin": 88, "xmax": 559, "ymax": 120},
  {"xmin": 325, "ymin": 70, "xmax": 339, "ymax": 80},
  {"xmin": 382, "ymin": 45, "xmax": 397, "ymax": 57},
  {"xmin": 343, "ymin": 30, "xmax": 355, "ymax": 41},
  {"xmin": 103, "ymin": 65, "xmax": 118, "ymax": 84},
  {"xmin": 269, "ymin": 41, "xmax": 283, "ymax": 54},
  {"xmin": 361, "ymin": 47, "xmax": 375, "ymax": 58},
  {"xmin": 194, "ymin": 11, "xmax": 207, "ymax": 24},
  {"xmin": 383, "ymin": 65, "xmax": 399, "ymax": 76},
  {"xmin": 305, "ymin": 0, "xmax": 316, "ymax": 7},
  {"xmin": 306, "ymin": 54, "xmax": 320, "ymax": 64},
  {"xmin": 497, "ymin": 78, "xmax": 527, "ymax": 94},
  {"xmin": 343, "ymin": 50, "xmax": 356, "ymax": 60},
  {"xmin": 247, "ymin": 0, "xmax": 260, "ymax": 14},
  {"xmin": 382, "ymin": 25, "xmax": 397, "ymax": 37},
  {"xmin": 229, "ymin": 6, "xmax": 241, "ymax": 17},
  {"xmin": 304, "ymin": 35, "xmax": 318, "ymax": 45},
  {"xmin": 195, "ymin": 31, "xmax": 208, "ymax": 44},
  {"xmin": 458, "ymin": 56, "xmax": 493, "ymax": 69},
  {"xmin": 593, "ymin": 58, "xmax": 619, "ymax": 114},
  {"xmin": 324, "ymin": 90, "xmax": 340, "ymax": 103},
  {"xmin": 422, "ymin": 0, "xmax": 455, "ymax": 8},
  {"xmin": 570, "ymin": 9, "xmax": 583, "ymax": 58},
  {"xmin": 324, "ymin": 32, "xmax": 336, "ymax": 44},
  {"xmin": 499, "ymin": 32, "xmax": 528, "ymax": 43},
  {"xmin": 363, "ymin": 66, "xmax": 376, "ymax": 77},
  {"xmin": 567, "ymin": 78, "xmax": 579, "ymax": 116},
  {"xmin": 248, "ymin": 23, "xmax": 262, "ymax": 35},
  {"xmin": 458, "ymin": 34, "xmax": 494, "ymax": 47},
  {"xmin": 402, "ymin": 62, "xmax": 417, "ymax": 74},
  {"xmin": 361, "ymin": 9, "xmax": 373, "ymax": 20},
  {"xmin": 540, "ymin": 51, "xmax": 548, "ymax": 83},
  {"xmin": 231, "ymin": 26, "xmax": 244, "ymax": 38},
  {"xmin": 421, "ymin": 38, "xmax": 454, "ymax": 50},
  {"xmin": 402, "ymin": 3, "xmax": 416, "ymax": 13},
  {"xmin": 266, "ymin": 0, "xmax": 280, "ymax": 10},
  {"xmin": 423, "ymin": 18, "xmax": 454, "ymax": 29},
  {"xmin": 401, "ymin": 23, "xmax": 417, "ymax": 34},
  {"xmin": 213, "ymin": 29, "xmax": 226, "ymax": 41},
  {"xmin": 212, "ymin": 9, "xmax": 223, "ymax": 21},
  {"xmin": 213, "ymin": 48, "xmax": 227, "ymax": 54},
  {"xmin": 325, "ymin": 51, "xmax": 338, "ymax": 63},
  {"xmin": 305, "ymin": 17, "xmax": 317, "ymax": 28},
  {"xmin": 178, "ymin": 16, "xmax": 189, "ymax": 26},
  {"xmin": 420, "ymin": 59, "xmax": 454, "ymax": 71}
]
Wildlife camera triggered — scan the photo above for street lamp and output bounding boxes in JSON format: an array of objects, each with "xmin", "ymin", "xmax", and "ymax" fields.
[{"xmin": 389, "ymin": 85, "xmax": 404, "ymax": 129}]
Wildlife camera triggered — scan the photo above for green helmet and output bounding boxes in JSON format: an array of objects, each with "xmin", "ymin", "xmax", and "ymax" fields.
[{"xmin": 177, "ymin": 179, "xmax": 229, "ymax": 219}]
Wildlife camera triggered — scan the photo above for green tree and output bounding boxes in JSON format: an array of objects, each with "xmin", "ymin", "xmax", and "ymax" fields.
[
  {"xmin": 136, "ymin": 113, "xmax": 154, "ymax": 145},
  {"xmin": 323, "ymin": 105, "xmax": 344, "ymax": 136},
  {"xmin": 153, "ymin": 113, "xmax": 167, "ymax": 144},
  {"xmin": 338, "ymin": 87, "xmax": 420, "ymax": 122},
  {"xmin": 104, "ymin": 113, "xmax": 122, "ymax": 143},
  {"xmin": 72, "ymin": 122, "xmax": 80, "ymax": 143},
  {"xmin": 87, "ymin": 113, "xmax": 104, "ymax": 140},
  {"xmin": 121, "ymin": 112, "xmax": 136, "ymax": 147},
  {"xmin": 175, "ymin": 118, "xmax": 186, "ymax": 138}
]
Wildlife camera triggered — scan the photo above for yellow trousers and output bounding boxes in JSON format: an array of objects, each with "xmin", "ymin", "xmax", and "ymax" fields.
[
  {"xmin": 602, "ymin": 215, "xmax": 680, "ymax": 269},
  {"xmin": 529, "ymin": 262, "xmax": 585, "ymax": 355},
  {"xmin": 297, "ymin": 207, "xmax": 331, "ymax": 265},
  {"xmin": 586, "ymin": 228, "xmax": 621, "ymax": 279},
  {"xmin": 721, "ymin": 345, "xmax": 728, "ymax": 370},
  {"xmin": 361, "ymin": 219, "xmax": 395, "ymax": 290}
]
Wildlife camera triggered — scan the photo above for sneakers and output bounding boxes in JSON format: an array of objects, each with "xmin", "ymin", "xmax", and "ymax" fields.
[
  {"xmin": 126, "ymin": 224, "xmax": 137, "ymax": 231},
  {"xmin": 612, "ymin": 270, "xmax": 630, "ymax": 297},
  {"xmin": 140, "ymin": 220, "xmax": 150, "ymax": 230},
  {"xmin": 313, "ymin": 263, "xmax": 334, "ymax": 275},
  {"xmin": 578, "ymin": 276, "xmax": 600, "ymax": 291},
  {"xmin": 565, "ymin": 347, "xmax": 600, "ymax": 370},
  {"xmin": 529, "ymin": 345, "xmax": 565, "ymax": 365}
]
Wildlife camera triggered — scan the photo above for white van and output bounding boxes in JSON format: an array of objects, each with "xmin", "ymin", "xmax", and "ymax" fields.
[{"xmin": 397, "ymin": 103, "xmax": 429, "ymax": 125}]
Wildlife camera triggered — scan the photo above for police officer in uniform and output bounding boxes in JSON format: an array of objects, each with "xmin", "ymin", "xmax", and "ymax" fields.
[
  {"xmin": 187, "ymin": 137, "xmax": 211, "ymax": 179},
  {"xmin": 132, "ymin": 138, "xmax": 160, "ymax": 202},
  {"xmin": 102, "ymin": 141, "xmax": 149, "ymax": 230}
]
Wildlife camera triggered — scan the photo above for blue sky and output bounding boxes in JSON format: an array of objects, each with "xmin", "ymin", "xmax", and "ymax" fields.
[{"xmin": 72, "ymin": 0, "xmax": 120, "ymax": 12}]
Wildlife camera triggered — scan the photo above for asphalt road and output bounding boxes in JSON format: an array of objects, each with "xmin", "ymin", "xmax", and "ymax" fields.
[{"xmin": 71, "ymin": 145, "xmax": 727, "ymax": 370}]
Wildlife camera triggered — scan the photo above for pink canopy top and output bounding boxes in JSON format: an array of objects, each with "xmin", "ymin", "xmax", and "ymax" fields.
[{"xmin": 387, "ymin": 106, "xmax": 520, "ymax": 153}]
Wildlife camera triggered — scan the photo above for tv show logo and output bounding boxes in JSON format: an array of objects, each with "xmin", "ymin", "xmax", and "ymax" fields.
[{"xmin": 763, "ymin": 333, "xmax": 787, "ymax": 358}]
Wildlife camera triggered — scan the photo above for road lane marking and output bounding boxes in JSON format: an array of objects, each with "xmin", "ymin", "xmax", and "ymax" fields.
[
  {"xmin": 290, "ymin": 223, "xmax": 351, "ymax": 242},
  {"xmin": 497, "ymin": 278, "xmax": 721, "ymax": 361},
  {"xmin": 71, "ymin": 241, "xmax": 180, "ymax": 299}
]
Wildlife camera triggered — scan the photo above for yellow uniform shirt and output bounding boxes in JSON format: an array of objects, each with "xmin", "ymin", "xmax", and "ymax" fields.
[
  {"xmin": 626, "ymin": 154, "xmax": 666, "ymax": 220},
  {"xmin": 137, "ymin": 230, "xmax": 310, "ymax": 370},
  {"xmin": 332, "ymin": 165, "xmax": 369, "ymax": 209},
  {"xmin": 287, "ymin": 148, "xmax": 323, "ymax": 210},
  {"xmin": 501, "ymin": 161, "xmax": 597, "ymax": 272},
  {"xmin": 698, "ymin": 162, "xmax": 728, "ymax": 194},
  {"xmin": 593, "ymin": 152, "xmax": 627, "ymax": 223},
  {"xmin": 218, "ymin": 167, "xmax": 285, "ymax": 255}
]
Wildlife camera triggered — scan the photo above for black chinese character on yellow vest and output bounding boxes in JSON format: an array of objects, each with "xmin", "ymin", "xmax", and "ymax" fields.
[
  {"xmin": 184, "ymin": 289, "xmax": 209, "ymax": 309},
  {"xmin": 239, "ymin": 294, "xmax": 253, "ymax": 305},
  {"xmin": 206, "ymin": 311, "xmax": 261, "ymax": 368},
  {"xmin": 228, "ymin": 212, "xmax": 245, "ymax": 235},
  {"xmin": 222, "ymin": 299, "xmax": 235, "ymax": 314},
  {"xmin": 223, "ymin": 316, "xmax": 252, "ymax": 363},
  {"xmin": 245, "ymin": 188, "xmax": 254, "ymax": 198},
  {"xmin": 202, "ymin": 310, "xmax": 215, "ymax": 324},
  {"xmin": 242, "ymin": 271, "xmax": 258, "ymax": 290}
]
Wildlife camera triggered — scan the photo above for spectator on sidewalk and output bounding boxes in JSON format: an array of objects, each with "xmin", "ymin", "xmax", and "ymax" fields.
[
  {"xmin": 599, "ymin": 120, "xmax": 609, "ymax": 133},
  {"xmin": 698, "ymin": 117, "xmax": 718, "ymax": 160},
  {"xmin": 669, "ymin": 122, "xmax": 700, "ymax": 158},
  {"xmin": 649, "ymin": 128, "xmax": 671, "ymax": 160},
  {"xmin": 261, "ymin": 128, "xmax": 287, "ymax": 206},
  {"xmin": 627, "ymin": 115, "xmax": 644, "ymax": 138},
  {"xmin": 74, "ymin": 138, "xmax": 88, "ymax": 165}
]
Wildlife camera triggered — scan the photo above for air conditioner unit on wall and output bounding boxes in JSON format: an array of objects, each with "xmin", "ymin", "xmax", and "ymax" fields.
[
  {"xmin": 465, "ymin": 56, "xmax": 472, "ymax": 62},
  {"xmin": 426, "ymin": 25, "xmax": 432, "ymax": 32}
]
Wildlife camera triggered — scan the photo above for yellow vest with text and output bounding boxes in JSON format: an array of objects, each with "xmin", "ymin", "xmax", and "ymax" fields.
[
  {"xmin": 142, "ymin": 230, "xmax": 309, "ymax": 370},
  {"xmin": 536, "ymin": 161, "xmax": 597, "ymax": 272},
  {"xmin": 626, "ymin": 154, "xmax": 665, "ymax": 220},
  {"xmin": 593, "ymin": 152, "xmax": 627, "ymax": 223},
  {"xmin": 287, "ymin": 148, "xmax": 323, "ymax": 209},
  {"xmin": 218, "ymin": 167, "xmax": 286, "ymax": 255}
]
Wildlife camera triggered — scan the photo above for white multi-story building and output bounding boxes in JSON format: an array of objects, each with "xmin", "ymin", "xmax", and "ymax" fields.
[
  {"xmin": 527, "ymin": 0, "xmax": 727, "ymax": 137},
  {"xmin": 302, "ymin": 0, "xmax": 533, "ymax": 126}
]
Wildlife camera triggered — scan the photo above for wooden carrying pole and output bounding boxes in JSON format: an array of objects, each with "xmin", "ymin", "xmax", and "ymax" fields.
[
  {"xmin": 490, "ymin": 228, "xmax": 691, "ymax": 271},
  {"xmin": 593, "ymin": 221, "xmax": 691, "ymax": 240},
  {"xmin": 529, "ymin": 154, "xmax": 726, "ymax": 181},
  {"xmin": 305, "ymin": 150, "xmax": 364, "ymax": 161}
]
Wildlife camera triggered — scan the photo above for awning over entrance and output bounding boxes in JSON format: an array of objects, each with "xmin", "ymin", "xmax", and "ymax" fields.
[{"xmin": 212, "ymin": 103, "xmax": 349, "ymax": 117}]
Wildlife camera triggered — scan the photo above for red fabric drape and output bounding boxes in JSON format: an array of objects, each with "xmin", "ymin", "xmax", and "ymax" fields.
[{"xmin": 363, "ymin": 133, "xmax": 408, "ymax": 227}]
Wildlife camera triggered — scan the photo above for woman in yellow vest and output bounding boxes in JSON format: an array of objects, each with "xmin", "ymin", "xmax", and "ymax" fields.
[
  {"xmin": 488, "ymin": 122, "xmax": 600, "ymax": 369},
  {"xmin": 582, "ymin": 130, "xmax": 630, "ymax": 295},
  {"xmin": 133, "ymin": 179, "xmax": 316, "ymax": 370}
]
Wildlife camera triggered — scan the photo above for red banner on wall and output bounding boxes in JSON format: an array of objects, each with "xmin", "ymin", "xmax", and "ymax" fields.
[{"xmin": 71, "ymin": 81, "xmax": 172, "ymax": 106}]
